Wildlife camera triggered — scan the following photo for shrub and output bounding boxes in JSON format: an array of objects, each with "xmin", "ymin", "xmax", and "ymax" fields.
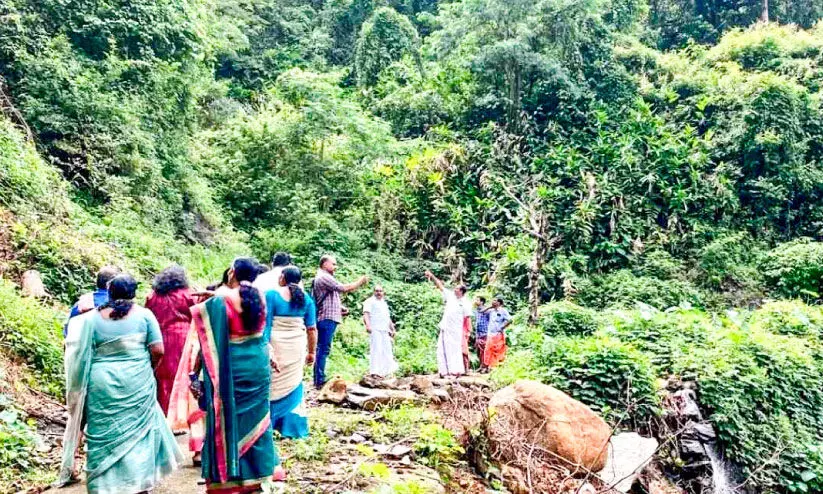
[
  {"xmin": 535, "ymin": 301, "xmax": 600, "ymax": 336},
  {"xmin": 575, "ymin": 270, "xmax": 707, "ymax": 310},
  {"xmin": 413, "ymin": 423, "xmax": 464, "ymax": 471},
  {"xmin": 749, "ymin": 300, "xmax": 823, "ymax": 337},
  {"xmin": 632, "ymin": 249, "xmax": 684, "ymax": 280},
  {"xmin": 674, "ymin": 325, "xmax": 823, "ymax": 492},
  {"xmin": 604, "ymin": 306, "xmax": 715, "ymax": 373},
  {"xmin": 489, "ymin": 350, "xmax": 540, "ymax": 388},
  {"xmin": 0, "ymin": 402, "xmax": 41, "ymax": 485},
  {"xmin": 536, "ymin": 335, "xmax": 659, "ymax": 425},
  {"xmin": 762, "ymin": 239, "xmax": 823, "ymax": 300},
  {"xmin": 0, "ymin": 279, "xmax": 63, "ymax": 395},
  {"xmin": 695, "ymin": 231, "xmax": 765, "ymax": 291}
]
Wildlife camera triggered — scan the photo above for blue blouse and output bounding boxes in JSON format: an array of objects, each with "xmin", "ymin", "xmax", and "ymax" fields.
[{"xmin": 264, "ymin": 290, "xmax": 317, "ymax": 333}]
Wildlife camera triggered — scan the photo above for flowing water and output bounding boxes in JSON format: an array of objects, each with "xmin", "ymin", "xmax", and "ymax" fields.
[{"xmin": 706, "ymin": 444, "xmax": 735, "ymax": 494}]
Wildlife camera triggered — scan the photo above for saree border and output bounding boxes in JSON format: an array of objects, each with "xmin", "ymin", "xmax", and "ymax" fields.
[{"xmin": 194, "ymin": 302, "xmax": 230, "ymax": 483}]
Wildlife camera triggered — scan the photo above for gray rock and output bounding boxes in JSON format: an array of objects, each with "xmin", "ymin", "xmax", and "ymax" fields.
[
  {"xmin": 349, "ymin": 433, "xmax": 366, "ymax": 444},
  {"xmin": 683, "ymin": 422, "xmax": 716, "ymax": 443},
  {"xmin": 598, "ymin": 432, "xmax": 659, "ymax": 493},
  {"xmin": 346, "ymin": 384, "xmax": 420, "ymax": 411},
  {"xmin": 680, "ymin": 439, "xmax": 708, "ymax": 457}
]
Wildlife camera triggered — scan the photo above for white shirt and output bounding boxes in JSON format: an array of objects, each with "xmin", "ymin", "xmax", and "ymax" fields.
[
  {"xmin": 363, "ymin": 296, "xmax": 392, "ymax": 332},
  {"xmin": 253, "ymin": 266, "xmax": 285, "ymax": 294},
  {"xmin": 439, "ymin": 289, "xmax": 467, "ymax": 332}
]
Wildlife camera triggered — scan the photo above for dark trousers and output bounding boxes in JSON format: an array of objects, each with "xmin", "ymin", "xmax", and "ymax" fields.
[{"xmin": 313, "ymin": 319, "xmax": 338, "ymax": 388}]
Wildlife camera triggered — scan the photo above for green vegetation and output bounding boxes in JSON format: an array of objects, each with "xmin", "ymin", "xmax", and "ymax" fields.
[{"xmin": 2, "ymin": 0, "xmax": 823, "ymax": 492}]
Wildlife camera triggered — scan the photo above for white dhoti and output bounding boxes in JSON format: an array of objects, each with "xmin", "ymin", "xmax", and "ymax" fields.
[
  {"xmin": 436, "ymin": 289, "xmax": 468, "ymax": 376},
  {"xmin": 370, "ymin": 329, "xmax": 398, "ymax": 376},
  {"xmin": 363, "ymin": 296, "xmax": 398, "ymax": 377}
]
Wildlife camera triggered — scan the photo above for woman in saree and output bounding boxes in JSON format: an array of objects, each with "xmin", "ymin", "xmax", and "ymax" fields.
[
  {"xmin": 192, "ymin": 257, "xmax": 275, "ymax": 493},
  {"xmin": 56, "ymin": 274, "xmax": 183, "ymax": 493},
  {"xmin": 262, "ymin": 266, "xmax": 316, "ymax": 480},
  {"xmin": 146, "ymin": 265, "xmax": 196, "ymax": 415}
]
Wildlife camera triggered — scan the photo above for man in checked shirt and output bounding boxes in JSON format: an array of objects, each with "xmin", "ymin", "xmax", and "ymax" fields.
[{"xmin": 311, "ymin": 254, "xmax": 369, "ymax": 389}]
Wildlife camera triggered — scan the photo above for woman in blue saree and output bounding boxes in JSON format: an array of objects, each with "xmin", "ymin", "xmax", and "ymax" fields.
[
  {"xmin": 192, "ymin": 257, "xmax": 275, "ymax": 493},
  {"xmin": 56, "ymin": 274, "xmax": 183, "ymax": 493},
  {"xmin": 262, "ymin": 266, "xmax": 316, "ymax": 480}
]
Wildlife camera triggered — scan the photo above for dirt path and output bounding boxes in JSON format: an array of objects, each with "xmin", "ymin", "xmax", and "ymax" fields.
[{"xmin": 54, "ymin": 434, "xmax": 205, "ymax": 494}]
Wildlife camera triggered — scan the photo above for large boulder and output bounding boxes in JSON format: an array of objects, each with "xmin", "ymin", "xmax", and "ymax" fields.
[
  {"xmin": 21, "ymin": 270, "xmax": 48, "ymax": 298},
  {"xmin": 488, "ymin": 380, "xmax": 611, "ymax": 472}
]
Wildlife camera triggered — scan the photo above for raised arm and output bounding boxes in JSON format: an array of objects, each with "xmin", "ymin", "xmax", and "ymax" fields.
[
  {"xmin": 425, "ymin": 270, "xmax": 445, "ymax": 292},
  {"xmin": 341, "ymin": 275, "xmax": 369, "ymax": 293}
]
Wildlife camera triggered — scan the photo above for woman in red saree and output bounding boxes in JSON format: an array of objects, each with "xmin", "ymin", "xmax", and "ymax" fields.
[{"xmin": 146, "ymin": 265, "xmax": 196, "ymax": 415}]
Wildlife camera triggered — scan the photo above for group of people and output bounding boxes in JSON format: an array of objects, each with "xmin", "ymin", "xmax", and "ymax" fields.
[
  {"xmin": 52, "ymin": 253, "xmax": 511, "ymax": 494},
  {"xmin": 55, "ymin": 253, "xmax": 372, "ymax": 494},
  {"xmin": 424, "ymin": 271, "xmax": 512, "ymax": 377}
]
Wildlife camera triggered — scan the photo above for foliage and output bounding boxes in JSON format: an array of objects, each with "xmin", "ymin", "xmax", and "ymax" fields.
[
  {"xmin": 674, "ymin": 322, "xmax": 823, "ymax": 492},
  {"xmin": 488, "ymin": 350, "xmax": 540, "ymax": 388},
  {"xmin": 748, "ymin": 300, "xmax": 823, "ymax": 337},
  {"xmin": 695, "ymin": 231, "xmax": 765, "ymax": 292},
  {"xmin": 0, "ymin": 402, "xmax": 42, "ymax": 486},
  {"xmin": 575, "ymin": 270, "xmax": 707, "ymax": 310},
  {"xmin": 536, "ymin": 335, "xmax": 660, "ymax": 425},
  {"xmin": 762, "ymin": 239, "xmax": 823, "ymax": 300},
  {"xmin": 535, "ymin": 301, "xmax": 599, "ymax": 336},
  {"xmin": 0, "ymin": 280, "xmax": 64, "ymax": 395},
  {"xmin": 355, "ymin": 8, "xmax": 419, "ymax": 86},
  {"xmin": 413, "ymin": 423, "xmax": 464, "ymax": 471}
]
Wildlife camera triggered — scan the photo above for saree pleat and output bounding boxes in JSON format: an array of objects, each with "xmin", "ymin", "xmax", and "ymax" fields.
[
  {"xmin": 167, "ymin": 327, "xmax": 205, "ymax": 452},
  {"xmin": 194, "ymin": 296, "xmax": 274, "ymax": 492}
]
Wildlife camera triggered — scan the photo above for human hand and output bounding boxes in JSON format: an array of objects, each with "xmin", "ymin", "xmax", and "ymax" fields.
[
  {"xmin": 189, "ymin": 380, "xmax": 204, "ymax": 400},
  {"xmin": 270, "ymin": 357, "xmax": 280, "ymax": 373},
  {"xmin": 366, "ymin": 326, "xmax": 372, "ymax": 334},
  {"xmin": 424, "ymin": 270, "xmax": 433, "ymax": 280},
  {"xmin": 390, "ymin": 331, "xmax": 396, "ymax": 339},
  {"xmin": 305, "ymin": 353, "xmax": 315, "ymax": 366},
  {"xmin": 359, "ymin": 275, "xmax": 370, "ymax": 286}
]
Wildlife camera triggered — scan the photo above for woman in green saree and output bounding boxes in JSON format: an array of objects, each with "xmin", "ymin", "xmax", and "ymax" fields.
[
  {"xmin": 191, "ymin": 257, "xmax": 275, "ymax": 493},
  {"xmin": 56, "ymin": 274, "xmax": 183, "ymax": 493}
]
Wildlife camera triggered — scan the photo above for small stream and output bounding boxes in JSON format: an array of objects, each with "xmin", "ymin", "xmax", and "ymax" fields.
[{"xmin": 705, "ymin": 443, "xmax": 735, "ymax": 494}]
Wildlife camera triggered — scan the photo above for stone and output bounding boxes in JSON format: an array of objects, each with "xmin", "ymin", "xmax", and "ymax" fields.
[
  {"xmin": 317, "ymin": 377, "xmax": 347, "ymax": 404},
  {"xmin": 428, "ymin": 387, "xmax": 451, "ymax": 404},
  {"xmin": 346, "ymin": 384, "xmax": 419, "ymax": 411},
  {"xmin": 373, "ymin": 444, "xmax": 412, "ymax": 458},
  {"xmin": 671, "ymin": 389, "xmax": 702, "ymax": 420},
  {"xmin": 348, "ymin": 433, "xmax": 366, "ymax": 444},
  {"xmin": 431, "ymin": 378, "xmax": 451, "ymax": 388},
  {"xmin": 360, "ymin": 375, "xmax": 402, "ymax": 389},
  {"xmin": 680, "ymin": 439, "xmax": 708, "ymax": 457},
  {"xmin": 456, "ymin": 375, "xmax": 491, "ymax": 388},
  {"xmin": 410, "ymin": 375, "xmax": 434, "ymax": 394},
  {"xmin": 648, "ymin": 477, "xmax": 685, "ymax": 494},
  {"xmin": 488, "ymin": 380, "xmax": 611, "ymax": 472},
  {"xmin": 682, "ymin": 422, "xmax": 716, "ymax": 443},
  {"xmin": 21, "ymin": 270, "xmax": 48, "ymax": 298},
  {"xmin": 597, "ymin": 432, "xmax": 659, "ymax": 492}
]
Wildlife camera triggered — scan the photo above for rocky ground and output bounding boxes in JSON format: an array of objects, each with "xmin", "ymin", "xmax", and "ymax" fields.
[{"xmin": 7, "ymin": 371, "xmax": 697, "ymax": 494}]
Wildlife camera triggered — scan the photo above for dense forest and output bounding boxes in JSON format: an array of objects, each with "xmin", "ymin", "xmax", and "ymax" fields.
[{"xmin": 2, "ymin": 0, "xmax": 823, "ymax": 492}]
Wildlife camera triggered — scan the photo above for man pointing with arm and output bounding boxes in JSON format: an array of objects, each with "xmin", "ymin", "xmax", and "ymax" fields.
[
  {"xmin": 312, "ymin": 254, "xmax": 369, "ymax": 389},
  {"xmin": 425, "ymin": 270, "xmax": 467, "ymax": 377}
]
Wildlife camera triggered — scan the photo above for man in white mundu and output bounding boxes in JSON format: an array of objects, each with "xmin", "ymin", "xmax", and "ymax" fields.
[
  {"xmin": 362, "ymin": 285, "xmax": 398, "ymax": 377},
  {"xmin": 425, "ymin": 270, "xmax": 469, "ymax": 377}
]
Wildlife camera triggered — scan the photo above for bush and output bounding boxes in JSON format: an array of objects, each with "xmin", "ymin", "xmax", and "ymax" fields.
[
  {"xmin": 748, "ymin": 300, "xmax": 823, "ymax": 337},
  {"xmin": 0, "ymin": 280, "xmax": 64, "ymax": 395},
  {"xmin": 575, "ymin": 270, "xmax": 707, "ymax": 310},
  {"xmin": 762, "ymin": 239, "xmax": 823, "ymax": 300},
  {"xmin": 489, "ymin": 350, "xmax": 541, "ymax": 388},
  {"xmin": 632, "ymin": 249, "xmax": 684, "ymax": 280},
  {"xmin": 604, "ymin": 306, "xmax": 715, "ymax": 373},
  {"xmin": 535, "ymin": 301, "xmax": 600, "ymax": 336},
  {"xmin": 674, "ymin": 325, "xmax": 823, "ymax": 492},
  {"xmin": 0, "ymin": 401, "xmax": 42, "ymax": 485},
  {"xmin": 695, "ymin": 231, "xmax": 765, "ymax": 291},
  {"xmin": 536, "ymin": 335, "xmax": 659, "ymax": 425}
]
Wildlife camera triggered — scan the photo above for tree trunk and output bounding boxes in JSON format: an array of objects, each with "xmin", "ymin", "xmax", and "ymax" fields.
[
  {"xmin": 527, "ymin": 216, "xmax": 548, "ymax": 325},
  {"xmin": 761, "ymin": 0, "xmax": 769, "ymax": 22}
]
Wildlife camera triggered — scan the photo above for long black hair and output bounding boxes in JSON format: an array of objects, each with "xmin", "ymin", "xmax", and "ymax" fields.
[
  {"xmin": 152, "ymin": 265, "xmax": 189, "ymax": 295},
  {"xmin": 206, "ymin": 268, "xmax": 230, "ymax": 292},
  {"xmin": 102, "ymin": 274, "xmax": 138, "ymax": 320},
  {"xmin": 232, "ymin": 257, "xmax": 264, "ymax": 333},
  {"xmin": 282, "ymin": 266, "xmax": 306, "ymax": 309}
]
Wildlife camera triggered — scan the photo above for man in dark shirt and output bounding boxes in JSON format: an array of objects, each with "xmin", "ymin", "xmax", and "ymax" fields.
[
  {"xmin": 311, "ymin": 255, "xmax": 369, "ymax": 389},
  {"xmin": 63, "ymin": 265, "xmax": 120, "ymax": 337}
]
